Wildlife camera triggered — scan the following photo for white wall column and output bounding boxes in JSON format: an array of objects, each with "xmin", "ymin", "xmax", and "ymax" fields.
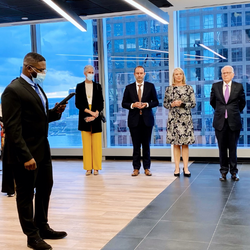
[{"xmin": 167, "ymin": 10, "xmax": 179, "ymax": 162}]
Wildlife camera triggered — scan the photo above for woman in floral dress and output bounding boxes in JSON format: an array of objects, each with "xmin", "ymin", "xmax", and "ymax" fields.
[{"xmin": 164, "ymin": 68, "xmax": 196, "ymax": 177}]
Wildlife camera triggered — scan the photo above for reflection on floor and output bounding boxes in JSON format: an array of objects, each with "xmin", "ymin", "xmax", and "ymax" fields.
[{"xmin": 102, "ymin": 162, "xmax": 250, "ymax": 250}]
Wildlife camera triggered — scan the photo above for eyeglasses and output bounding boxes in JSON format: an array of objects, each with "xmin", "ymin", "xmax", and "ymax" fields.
[
  {"xmin": 222, "ymin": 72, "xmax": 233, "ymax": 75},
  {"xmin": 26, "ymin": 65, "xmax": 47, "ymax": 74}
]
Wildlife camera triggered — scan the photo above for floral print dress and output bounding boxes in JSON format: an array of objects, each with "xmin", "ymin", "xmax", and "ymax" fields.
[{"xmin": 164, "ymin": 85, "xmax": 196, "ymax": 145}]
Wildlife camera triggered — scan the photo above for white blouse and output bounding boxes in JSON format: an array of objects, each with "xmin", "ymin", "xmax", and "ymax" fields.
[{"xmin": 85, "ymin": 82, "xmax": 93, "ymax": 105}]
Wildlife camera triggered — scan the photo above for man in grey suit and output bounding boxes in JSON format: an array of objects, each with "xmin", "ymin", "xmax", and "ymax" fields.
[
  {"xmin": 2, "ymin": 52, "xmax": 67, "ymax": 250},
  {"xmin": 210, "ymin": 65, "xmax": 246, "ymax": 181}
]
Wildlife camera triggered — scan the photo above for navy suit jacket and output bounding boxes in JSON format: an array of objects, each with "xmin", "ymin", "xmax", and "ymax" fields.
[
  {"xmin": 122, "ymin": 81, "xmax": 159, "ymax": 128},
  {"xmin": 210, "ymin": 81, "xmax": 245, "ymax": 131}
]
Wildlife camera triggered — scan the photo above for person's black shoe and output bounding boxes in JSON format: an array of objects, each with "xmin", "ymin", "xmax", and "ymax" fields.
[
  {"xmin": 183, "ymin": 168, "xmax": 191, "ymax": 177},
  {"xmin": 39, "ymin": 227, "xmax": 67, "ymax": 240},
  {"xmin": 27, "ymin": 238, "xmax": 52, "ymax": 250},
  {"xmin": 231, "ymin": 173, "xmax": 240, "ymax": 181},
  {"xmin": 219, "ymin": 173, "xmax": 227, "ymax": 181},
  {"xmin": 174, "ymin": 168, "xmax": 180, "ymax": 177}
]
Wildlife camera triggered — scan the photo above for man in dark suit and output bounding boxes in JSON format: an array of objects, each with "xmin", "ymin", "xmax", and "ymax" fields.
[
  {"xmin": 122, "ymin": 66, "xmax": 159, "ymax": 176},
  {"xmin": 210, "ymin": 65, "xmax": 245, "ymax": 181},
  {"xmin": 2, "ymin": 52, "xmax": 67, "ymax": 250}
]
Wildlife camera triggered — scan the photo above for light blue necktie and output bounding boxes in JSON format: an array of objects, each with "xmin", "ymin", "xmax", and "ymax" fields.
[
  {"xmin": 34, "ymin": 83, "xmax": 46, "ymax": 111},
  {"xmin": 224, "ymin": 84, "xmax": 229, "ymax": 118}
]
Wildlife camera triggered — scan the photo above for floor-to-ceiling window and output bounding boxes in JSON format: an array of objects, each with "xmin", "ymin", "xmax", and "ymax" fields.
[
  {"xmin": 104, "ymin": 15, "xmax": 169, "ymax": 147},
  {"xmin": 178, "ymin": 4, "xmax": 250, "ymax": 147},
  {"xmin": 38, "ymin": 20, "xmax": 96, "ymax": 148},
  {"xmin": 1, "ymin": 3, "xmax": 250, "ymax": 155},
  {"xmin": 0, "ymin": 25, "xmax": 31, "ymax": 93}
]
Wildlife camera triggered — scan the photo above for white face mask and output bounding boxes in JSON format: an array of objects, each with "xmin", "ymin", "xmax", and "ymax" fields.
[
  {"xmin": 32, "ymin": 72, "xmax": 46, "ymax": 85},
  {"xmin": 86, "ymin": 73, "xmax": 94, "ymax": 81}
]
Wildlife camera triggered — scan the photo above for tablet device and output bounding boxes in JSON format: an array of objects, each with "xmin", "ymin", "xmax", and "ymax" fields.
[{"xmin": 51, "ymin": 92, "xmax": 75, "ymax": 111}]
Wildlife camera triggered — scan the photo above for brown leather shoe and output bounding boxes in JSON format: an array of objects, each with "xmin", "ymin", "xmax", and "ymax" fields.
[
  {"xmin": 219, "ymin": 173, "xmax": 227, "ymax": 181},
  {"xmin": 131, "ymin": 169, "xmax": 139, "ymax": 176},
  {"xmin": 231, "ymin": 173, "xmax": 239, "ymax": 181},
  {"xmin": 145, "ymin": 169, "xmax": 152, "ymax": 176}
]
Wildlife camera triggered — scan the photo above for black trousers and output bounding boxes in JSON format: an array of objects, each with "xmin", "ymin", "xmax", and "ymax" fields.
[
  {"xmin": 1, "ymin": 150, "xmax": 15, "ymax": 195},
  {"xmin": 129, "ymin": 116, "xmax": 153, "ymax": 170},
  {"xmin": 11, "ymin": 155, "xmax": 53, "ymax": 239},
  {"xmin": 215, "ymin": 119, "xmax": 240, "ymax": 175}
]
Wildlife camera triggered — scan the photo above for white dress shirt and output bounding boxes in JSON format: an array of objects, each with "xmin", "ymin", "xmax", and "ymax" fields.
[{"xmin": 131, "ymin": 81, "xmax": 149, "ymax": 109}]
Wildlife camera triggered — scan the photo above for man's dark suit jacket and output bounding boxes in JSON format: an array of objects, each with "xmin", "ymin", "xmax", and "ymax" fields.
[
  {"xmin": 1, "ymin": 77, "xmax": 61, "ymax": 165},
  {"xmin": 210, "ymin": 81, "xmax": 246, "ymax": 131},
  {"xmin": 75, "ymin": 81, "xmax": 104, "ymax": 133},
  {"xmin": 122, "ymin": 82, "xmax": 159, "ymax": 127}
]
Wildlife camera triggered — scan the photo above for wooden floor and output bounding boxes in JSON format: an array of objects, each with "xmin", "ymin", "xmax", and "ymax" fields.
[{"xmin": 0, "ymin": 159, "xmax": 180, "ymax": 250}]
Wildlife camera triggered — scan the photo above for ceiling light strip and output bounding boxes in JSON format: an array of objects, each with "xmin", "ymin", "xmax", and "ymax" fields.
[
  {"xmin": 42, "ymin": 0, "xmax": 87, "ymax": 31},
  {"xmin": 124, "ymin": 0, "xmax": 169, "ymax": 24}
]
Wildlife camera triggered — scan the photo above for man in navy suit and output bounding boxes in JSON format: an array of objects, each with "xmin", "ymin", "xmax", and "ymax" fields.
[
  {"xmin": 210, "ymin": 65, "xmax": 245, "ymax": 181},
  {"xmin": 122, "ymin": 66, "xmax": 159, "ymax": 176}
]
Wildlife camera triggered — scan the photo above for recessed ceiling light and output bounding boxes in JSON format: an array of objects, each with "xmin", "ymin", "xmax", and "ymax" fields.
[{"xmin": 22, "ymin": 17, "xmax": 28, "ymax": 20}]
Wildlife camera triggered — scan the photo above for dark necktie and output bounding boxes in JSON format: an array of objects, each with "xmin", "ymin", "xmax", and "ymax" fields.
[
  {"xmin": 224, "ymin": 84, "xmax": 229, "ymax": 118},
  {"xmin": 34, "ymin": 83, "xmax": 46, "ymax": 111},
  {"xmin": 138, "ymin": 84, "xmax": 142, "ymax": 115}
]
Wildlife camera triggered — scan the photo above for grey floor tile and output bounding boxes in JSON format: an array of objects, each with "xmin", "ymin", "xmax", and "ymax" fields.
[
  {"xmin": 232, "ymin": 181, "xmax": 250, "ymax": 190},
  {"xmin": 135, "ymin": 199, "xmax": 177, "ymax": 220},
  {"xmin": 229, "ymin": 194, "xmax": 250, "ymax": 206},
  {"xmin": 184, "ymin": 185, "xmax": 233, "ymax": 197},
  {"xmin": 208, "ymin": 242, "xmax": 250, "ymax": 250},
  {"xmin": 116, "ymin": 218, "xmax": 158, "ymax": 238},
  {"xmin": 156, "ymin": 185, "xmax": 187, "ymax": 196},
  {"xmin": 168, "ymin": 178, "xmax": 194, "ymax": 188},
  {"xmin": 162, "ymin": 201, "xmax": 223, "ymax": 223},
  {"xmin": 196, "ymin": 169, "xmax": 219, "ymax": 179},
  {"xmin": 163, "ymin": 194, "xmax": 228, "ymax": 212},
  {"xmin": 202, "ymin": 163, "xmax": 219, "ymax": 168},
  {"xmin": 190, "ymin": 178, "xmax": 235, "ymax": 189},
  {"xmin": 136, "ymin": 238, "xmax": 209, "ymax": 250},
  {"xmin": 147, "ymin": 220, "xmax": 216, "ymax": 243},
  {"xmin": 160, "ymin": 193, "xmax": 227, "ymax": 224},
  {"xmin": 101, "ymin": 237, "xmax": 142, "ymax": 250},
  {"xmin": 212, "ymin": 224, "xmax": 250, "ymax": 246},
  {"xmin": 220, "ymin": 208, "xmax": 250, "ymax": 226},
  {"xmin": 135, "ymin": 189, "xmax": 187, "ymax": 220},
  {"xmin": 102, "ymin": 162, "xmax": 250, "ymax": 250}
]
